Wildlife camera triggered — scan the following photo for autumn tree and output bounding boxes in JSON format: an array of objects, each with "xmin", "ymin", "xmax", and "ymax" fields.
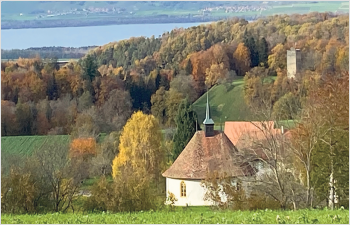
[
  {"xmin": 205, "ymin": 62, "xmax": 230, "ymax": 88},
  {"xmin": 272, "ymin": 92, "xmax": 301, "ymax": 120},
  {"xmin": 95, "ymin": 76, "xmax": 123, "ymax": 107},
  {"xmin": 1, "ymin": 100, "xmax": 17, "ymax": 136},
  {"xmin": 290, "ymin": 72, "xmax": 349, "ymax": 208},
  {"xmin": 69, "ymin": 137, "xmax": 97, "ymax": 159},
  {"xmin": 151, "ymin": 86, "xmax": 167, "ymax": 126},
  {"xmin": 241, "ymin": 120, "xmax": 305, "ymax": 210},
  {"xmin": 49, "ymin": 94, "xmax": 78, "ymax": 135},
  {"xmin": 86, "ymin": 166, "xmax": 159, "ymax": 212},
  {"xmin": 233, "ymin": 43, "xmax": 251, "ymax": 76},
  {"xmin": 78, "ymin": 91, "xmax": 93, "ymax": 112},
  {"xmin": 100, "ymin": 89, "xmax": 132, "ymax": 133},
  {"xmin": 165, "ymin": 88, "xmax": 184, "ymax": 127},
  {"xmin": 15, "ymin": 100, "xmax": 34, "ymax": 135},
  {"xmin": 243, "ymin": 67, "xmax": 272, "ymax": 117},
  {"xmin": 268, "ymin": 43, "xmax": 287, "ymax": 73},
  {"xmin": 2, "ymin": 141, "xmax": 84, "ymax": 213},
  {"xmin": 335, "ymin": 46, "xmax": 349, "ymax": 72},
  {"xmin": 1, "ymin": 167, "xmax": 37, "ymax": 213},
  {"xmin": 169, "ymin": 74, "xmax": 197, "ymax": 103},
  {"xmin": 71, "ymin": 110, "xmax": 99, "ymax": 139},
  {"xmin": 32, "ymin": 141, "xmax": 85, "ymax": 212},
  {"xmin": 112, "ymin": 111, "xmax": 165, "ymax": 181}
]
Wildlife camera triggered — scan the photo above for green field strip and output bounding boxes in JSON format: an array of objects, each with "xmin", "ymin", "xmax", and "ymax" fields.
[
  {"xmin": 1, "ymin": 135, "xmax": 71, "ymax": 157},
  {"xmin": 17, "ymin": 137, "xmax": 30, "ymax": 154},
  {"xmin": 22, "ymin": 137, "xmax": 36, "ymax": 155}
]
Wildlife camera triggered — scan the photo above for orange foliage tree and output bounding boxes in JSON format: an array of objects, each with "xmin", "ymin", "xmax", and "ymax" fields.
[{"xmin": 69, "ymin": 137, "xmax": 97, "ymax": 159}]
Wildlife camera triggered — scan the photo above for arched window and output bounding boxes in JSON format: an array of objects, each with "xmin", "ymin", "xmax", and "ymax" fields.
[{"xmin": 180, "ymin": 181, "xmax": 186, "ymax": 197}]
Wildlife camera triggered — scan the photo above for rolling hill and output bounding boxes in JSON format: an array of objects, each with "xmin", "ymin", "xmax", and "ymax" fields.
[
  {"xmin": 192, "ymin": 78, "xmax": 297, "ymax": 130},
  {"xmin": 192, "ymin": 78, "xmax": 254, "ymax": 129}
]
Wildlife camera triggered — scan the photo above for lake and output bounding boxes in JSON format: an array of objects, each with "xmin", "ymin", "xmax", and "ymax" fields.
[{"xmin": 1, "ymin": 22, "xmax": 211, "ymax": 50}]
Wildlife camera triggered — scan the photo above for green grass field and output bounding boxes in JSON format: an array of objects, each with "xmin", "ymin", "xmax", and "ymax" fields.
[
  {"xmin": 193, "ymin": 78, "xmax": 254, "ymax": 125},
  {"xmin": 1, "ymin": 135, "xmax": 71, "ymax": 171},
  {"xmin": 1, "ymin": 133, "xmax": 109, "ymax": 156},
  {"xmin": 1, "ymin": 208, "xmax": 348, "ymax": 224},
  {"xmin": 1, "ymin": 135, "xmax": 70, "ymax": 156},
  {"xmin": 0, "ymin": 134, "xmax": 109, "ymax": 172}
]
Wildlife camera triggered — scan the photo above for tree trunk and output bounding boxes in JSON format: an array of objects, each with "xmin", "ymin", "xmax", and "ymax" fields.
[
  {"xmin": 328, "ymin": 133, "xmax": 335, "ymax": 210},
  {"xmin": 306, "ymin": 170, "xmax": 310, "ymax": 207}
]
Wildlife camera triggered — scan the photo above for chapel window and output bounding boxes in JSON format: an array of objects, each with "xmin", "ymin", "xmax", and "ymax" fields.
[{"xmin": 180, "ymin": 181, "xmax": 186, "ymax": 197}]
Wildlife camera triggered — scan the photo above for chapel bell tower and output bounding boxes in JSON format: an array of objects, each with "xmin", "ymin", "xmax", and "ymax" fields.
[{"xmin": 203, "ymin": 92, "xmax": 215, "ymax": 137}]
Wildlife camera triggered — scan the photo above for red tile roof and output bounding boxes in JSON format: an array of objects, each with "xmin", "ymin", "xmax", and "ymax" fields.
[
  {"xmin": 224, "ymin": 121, "xmax": 278, "ymax": 146},
  {"xmin": 224, "ymin": 121, "xmax": 289, "ymax": 161},
  {"xmin": 162, "ymin": 130, "xmax": 255, "ymax": 179}
]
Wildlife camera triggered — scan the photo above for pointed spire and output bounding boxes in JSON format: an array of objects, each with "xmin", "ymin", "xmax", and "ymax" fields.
[
  {"xmin": 203, "ymin": 91, "xmax": 214, "ymax": 125},
  {"xmin": 205, "ymin": 91, "xmax": 209, "ymax": 119}
]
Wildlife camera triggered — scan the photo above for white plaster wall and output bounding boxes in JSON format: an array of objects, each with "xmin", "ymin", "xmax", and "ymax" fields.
[{"xmin": 166, "ymin": 178, "xmax": 213, "ymax": 206}]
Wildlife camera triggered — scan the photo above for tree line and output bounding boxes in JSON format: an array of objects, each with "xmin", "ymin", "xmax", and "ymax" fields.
[{"xmin": 1, "ymin": 46, "xmax": 96, "ymax": 60}]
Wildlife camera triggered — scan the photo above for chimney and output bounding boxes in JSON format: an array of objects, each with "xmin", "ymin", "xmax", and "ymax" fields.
[{"xmin": 281, "ymin": 126, "xmax": 284, "ymax": 134}]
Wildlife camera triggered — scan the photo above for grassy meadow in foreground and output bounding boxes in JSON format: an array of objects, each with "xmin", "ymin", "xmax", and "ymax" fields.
[{"xmin": 2, "ymin": 208, "xmax": 349, "ymax": 224}]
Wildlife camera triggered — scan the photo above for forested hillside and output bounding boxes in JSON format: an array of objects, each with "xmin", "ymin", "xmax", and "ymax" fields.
[
  {"xmin": 1, "ymin": 12, "xmax": 348, "ymax": 137},
  {"xmin": 1, "ymin": 12, "xmax": 349, "ymax": 214}
]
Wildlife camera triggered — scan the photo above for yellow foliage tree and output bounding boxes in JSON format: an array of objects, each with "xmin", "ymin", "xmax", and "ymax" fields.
[
  {"xmin": 268, "ymin": 43, "xmax": 287, "ymax": 71},
  {"xmin": 233, "ymin": 43, "xmax": 251, "ymax": 76},
  {"xmin": 112, "ymin": 111, "xmax": 165, "ymax": 180}
]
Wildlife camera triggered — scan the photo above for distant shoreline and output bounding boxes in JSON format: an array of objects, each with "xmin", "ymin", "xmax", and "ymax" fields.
[
  {"xmin": 1, "ymin": 16, "xmax": 255, "ymax": 30},
  {"xmin": 1, "ymin": 20, "xmax": 216, "ymax": 31}
]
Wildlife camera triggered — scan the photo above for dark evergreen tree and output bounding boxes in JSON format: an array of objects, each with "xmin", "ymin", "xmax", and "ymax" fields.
[
  {"xmin": 46, "ymin": 74, "xmax": 58, "ymax": 100},
  {"xmin": 159, "ymin": 75, "xmax": 170, "ymax": 91},
  {"xmin": 155, "ymin": 70, "xmax": 161, "ymax": 90},
  {"xmin": 184, "ymin": 58, "xmax": 193, "ymax": 75},
  {"xmin": 172, "ymin": 98, "xmax": 201, "ymax": 161},
  {"xmin": 12, "ymin": 87, "xmax": 19, "ymax": 104},
  {"xmin": 258, "ymin": 37, "xmax": 269, "ymax": 67},
  {"xmin": 129, "ymin": 78, "xmax": 146, "ymax": 110},
  {"xmin": 82, "ymin": 54, "xmax": 99, "ymax": 82},
  {"xmin": 243, "ymin": 34, "xmax": 259, "ymax": 68}
]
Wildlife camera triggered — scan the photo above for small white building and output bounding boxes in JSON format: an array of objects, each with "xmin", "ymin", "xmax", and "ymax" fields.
[{"xmin": 162, "ymin": 94, "xmax": 255, "ymax": 206}]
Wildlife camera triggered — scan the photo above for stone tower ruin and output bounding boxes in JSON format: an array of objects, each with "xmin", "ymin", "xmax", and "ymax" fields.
[{"xmin": 287, "ymin": 47, "xmax": 301, "ymax": 79}]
